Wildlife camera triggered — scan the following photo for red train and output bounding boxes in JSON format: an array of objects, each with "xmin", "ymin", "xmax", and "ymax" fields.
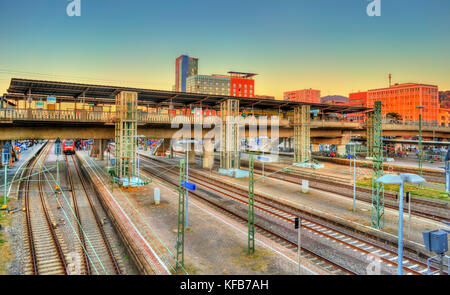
[{"xmin": 62, "ymin": 140, "xmax": 75, "ymax": 155}]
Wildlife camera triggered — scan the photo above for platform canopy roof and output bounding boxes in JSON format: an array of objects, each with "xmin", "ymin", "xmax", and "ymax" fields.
[{"xmin": 5, "ymin": 78, "xmax": 368, "ymax": 113}]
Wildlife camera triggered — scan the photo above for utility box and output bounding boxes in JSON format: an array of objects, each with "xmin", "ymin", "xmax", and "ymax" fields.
[
  {"xmin": 154, "ymin": 188, "xmax": 160, "ymax": 205},
  {"xmin": 423, "ymin": 230, "xmax": 448, "ymax": 254},
  {"xmin": 302, "ymin": 179, "xmax": 309, "ymax": 193}
]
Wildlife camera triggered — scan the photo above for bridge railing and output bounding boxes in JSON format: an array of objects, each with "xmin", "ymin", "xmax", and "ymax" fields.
[
  {"xmin": 1, "ymin": 108, "xmax": 449, "ymax": 132},
  {"xmin": 0, "ymin": 108, "xmax": 116, "ymax": 123}
]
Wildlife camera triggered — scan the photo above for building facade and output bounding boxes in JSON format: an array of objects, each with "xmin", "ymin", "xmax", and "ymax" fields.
[
  {"xmin": 346, "ymin": 91, "xmax": 368, "ymax": 122},
  {"xmin": 228, "ymin": 72, "xmax": 256, "ymax": 98},
  {"xmin": 367, "ymin": 83, "xmax": 439, "ymax": 123},
  {"xmin": 439, "ymin": 108, "xmax": 450, "ymax": 127},
  {"xmin": 439, "ymin": 91, "xmax": 450, "ymax": 108},
  {"xmin": 348, "ymin": 91, "xmax": 368, "ymax": 107},
  {"xmin": 283, "ymin": 89, "xmax": 321, "ymax": 103},
  {"xmin": 186, "ymin": 72, "xmax": 256, "ymax": 98},
  {"xmin": 175, "ymin": 55, "xmax": 198, "ymax": 92},
  {"xmin": 186, "ymin": 75, "xmax": 231, "ymax": 96}
]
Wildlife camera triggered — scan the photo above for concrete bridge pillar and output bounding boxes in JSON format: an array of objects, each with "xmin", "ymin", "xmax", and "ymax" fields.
[
  {"xmin": 203, "ymin": 151, "xmax": 214, "ymax": 169},
  {"xmin": 336, "ymin": 144, "xmax": 346, "ymax": 156},
  {"xmin": 294, "ymin": 105, "xmax": 311, "ymax": 163},
  {"xmin": 202, "ymin": 140, "xmax": 214, "ymax": 169},
  {"xmin": 219, "ymin": 99, "xmax": 240, "ymax": 170},
  {"xmin": 0, "ymin": 140, "xmax": 4, "ymax": 168},
  {"xmin": 99, "ymin": 139, "xmax": 108, "ymax": 160},
  {"xmin": 395, "ymin": 136, "xmax": 403, "ymax": 152},
  {"xmin": 312, "ymin": 144, "xmax": 320, "ymax": 153},
  {"xmin": 188, "ymin": 142, "xmax": 195, "ymax": 164}
]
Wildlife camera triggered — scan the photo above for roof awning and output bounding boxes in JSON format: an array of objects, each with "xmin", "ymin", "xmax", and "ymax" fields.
[{"xmin": 5, "ymin": 78, "xmax": 369, "ymax": 114}]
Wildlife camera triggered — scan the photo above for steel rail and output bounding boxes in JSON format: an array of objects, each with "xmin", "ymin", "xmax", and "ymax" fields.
[
  {"xmin": 70, "ymin": 154, "xmax": 121, "ymax": 275},
  {"xmin": 140, "ymin": 158, "xmax": 356, "ymax": 275},
  {"xmin": 142, "ymin": 156, "xmax": 437, "ymax": 275}
]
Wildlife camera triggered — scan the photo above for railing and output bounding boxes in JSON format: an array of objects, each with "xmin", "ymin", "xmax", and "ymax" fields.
[
  {"xmin": 1, "ymin": 108, "xmax": 449, "ymax": 132},
  {"xmin": 0, "ymin": 108, "xmax": 116, "ymax": 123}
]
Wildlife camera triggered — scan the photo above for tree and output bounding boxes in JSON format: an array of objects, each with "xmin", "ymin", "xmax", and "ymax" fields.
[{"xmin": 386, "ymin": 112, "xmax": 402, "ymax": 123}]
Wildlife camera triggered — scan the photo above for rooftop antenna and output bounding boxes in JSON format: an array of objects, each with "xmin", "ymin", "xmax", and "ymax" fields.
[{"xmin": 388, "ymin": 73, "xmax": 392, "ymax": 87}]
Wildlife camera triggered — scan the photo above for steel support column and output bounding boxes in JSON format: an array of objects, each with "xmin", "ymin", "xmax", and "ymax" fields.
[
  {"xmin": 294, "ymin": 105, "xmax": 310, "ymax": 163},
  {"xmin": 114, "ymin": 91, "xmax": 137, "ymax": 180},
  {"xmin": 248, "ymin": 154, "xmax": 255, "ymax": 255},
  {"xmin": 366, "ymin": 112, "xmax": 374, "ymax": 157},
  {"xmin": 176, "ymin": 158, "xmax": 186, "ymax": 271},
  {"xmin": 371, "ymin": 101, "xmax": 385, "ymax": 229},
  {"xmin": 220, "ymin": 99, "xmax": 239, "ymax": 170}
]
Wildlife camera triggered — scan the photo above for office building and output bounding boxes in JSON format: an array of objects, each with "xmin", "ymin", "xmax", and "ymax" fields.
[
  {"xmin": 367, "ymin": 83, "xmax": 439, "ymax": 123},
  {"xmin": 175, "ymin": 55, "xmax": 198, "ymax": 92},
  {"xmin": 186, "ymin": 72, "xmax": 256, "ymax": 98},
  {"xmin": 283, "ymin": 89, "xmax": 321, "ymax": 103}
]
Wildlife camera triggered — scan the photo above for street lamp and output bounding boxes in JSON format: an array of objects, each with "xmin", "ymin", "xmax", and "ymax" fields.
[
  {"xmin": 416, "ymin": 106, "xmax": 424, "ymax": 177},
  {"xmin": 444, "ymin": 149, "xmax": 450, "ymax": 194},
  {"xmin": 134, "ymin": 135, "xmax": 145, "ymax": 183},
  {"xmin": 2, "ymin": 141, "xmax": 11, "ymax": 207},
  {"xmin": 348, "ymin": 141, "xmax": 361, "ymax": 212},
  {"xmin": 54, "ymin": 138, "xmax": 62, "ymax": 190},
  {"xmin": 376, "ymin": 173, "xmax": 426, "ymax": 275},
  {"xmin": 180, "ymin": 139, "xmax": 196, "ymax": 228}
]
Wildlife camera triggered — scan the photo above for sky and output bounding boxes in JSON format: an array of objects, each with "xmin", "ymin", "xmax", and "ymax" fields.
[{"xmin": 0, "ymin": 0, "xmax": 449, "ymax": 99}]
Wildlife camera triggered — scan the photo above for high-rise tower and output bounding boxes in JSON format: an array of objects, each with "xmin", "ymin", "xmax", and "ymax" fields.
[{"xmin": 175, "ymin": 55, "xmax": 198, "ymax": 92}]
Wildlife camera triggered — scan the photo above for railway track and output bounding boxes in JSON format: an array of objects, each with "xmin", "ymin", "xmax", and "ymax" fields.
[
  {"xmin": 242, "ymin": 160, "xmax": 450, "ymax": 223},
  {"xmin": 141, "ymin": 155, "xmax": 442, "ymax": 275},
  {"xmin": 65, "ymin": 154, "xmax": 122, "ymax": 275},
  {"xmin": 23, "ymin": 143, "xmax": 68, "ymax": 275},
  {"xmin": 139, "ymin": 157, "xmax": 355, "ymax": 275},
  {"xmin": 172, "ymin": 151, "xmax": 449, "ymax": 222},
  {"xmin": 312, "ymin": 156, "xmax": 446, "ymax": 184}
]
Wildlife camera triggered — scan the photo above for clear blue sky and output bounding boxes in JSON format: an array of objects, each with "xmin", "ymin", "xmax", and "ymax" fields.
[{"xmin": 0, "ymin": 0, "xmax": 449, "ymax": 98}]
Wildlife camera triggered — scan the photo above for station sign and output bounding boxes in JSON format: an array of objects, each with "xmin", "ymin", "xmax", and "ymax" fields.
[
  {"xmin": 184, "ymin": 181, "xmax": 196, "ymax": 191},
  {"xmin": 46, "ymin": 96, "xmax": 56, "ymax": 104},
  {"xmin": 257, "ymin": 156, "xmax": 270, "ymax": 162}
]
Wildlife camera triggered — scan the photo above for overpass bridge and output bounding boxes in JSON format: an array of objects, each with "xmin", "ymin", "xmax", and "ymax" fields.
[
  {"xmin": 1, "ymin": 107, "xmax": 449, "ymax": 140},
  {"xmin": 1, "ymin": 78, "xmax": 450, "ymax": 169}
]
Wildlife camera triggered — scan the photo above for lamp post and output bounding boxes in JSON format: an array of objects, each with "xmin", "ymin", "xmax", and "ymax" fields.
[
  {"xmin": 180, "ymin": 139, "xmax": 195, "ymax": 228},
  {"xmin": 2, "ymin": 141, "xmax": 11, "ymax": 206},
  {"xmin": 132, "ymin": 135, "xmax": 145, "ymax": 185},
  {"xmin": 295, "ymin": 217, "xmax": 302, "ymax": 275},
  {"xmin": 445, "ymin": 149, "xmax": 450, "ymax": 194},
  {"xmin": 348, "ymin": 142, "xmax": 361, "ymax": 212},
  {"xmin": 416, "ymin": 106, "xmax": 424, "ymax": 177},
  {"xmin": 377, "ymin": 173, "xmax": 426, "ymax": 275},
  {"xmin": 54, "ymin": 138, "xmax": 62, "ymax": 190}
]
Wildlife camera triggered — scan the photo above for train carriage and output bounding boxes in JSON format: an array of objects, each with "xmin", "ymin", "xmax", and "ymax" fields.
[{"xmin": 62, "ymin": 140, "xmax": 75, "ymax": 155}]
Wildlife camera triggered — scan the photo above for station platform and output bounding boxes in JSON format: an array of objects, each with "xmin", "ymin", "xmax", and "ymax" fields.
[{"xmin": 0, "ymin": 142, "xmax": 46, "ymax": 202}]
